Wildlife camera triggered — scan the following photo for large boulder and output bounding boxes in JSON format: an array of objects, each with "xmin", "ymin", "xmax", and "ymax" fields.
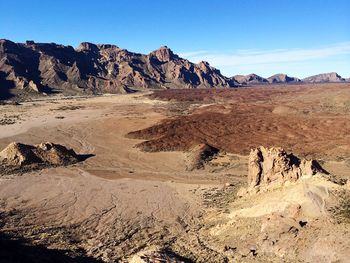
[
  {"xmin": 0, "ymin": 142, "xmax": 41, "ymax": 166},
  {"xmin": 0, "ymin": 142, "xmax": 81, "ymax": 173},
  {"xmin": 247, "ymin": 146, "xmax": 327, "ymax": 190}
]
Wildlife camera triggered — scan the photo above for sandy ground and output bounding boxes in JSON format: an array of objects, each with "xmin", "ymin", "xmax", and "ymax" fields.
[
  {"xmin": 0, "ymin": 92, "xmax": 245, "ymax": 262},
  {"xmin": 0, "ymin": 85, "xmax": 350, "ymax": 262}
]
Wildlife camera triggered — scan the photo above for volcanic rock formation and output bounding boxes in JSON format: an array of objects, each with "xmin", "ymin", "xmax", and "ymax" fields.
[
  {"xmin": 232, "ymin": 74, "xmax": 269, "ymax": 85},
  {"xmin": 0, "ymin": 142, "xmax": 82, "ymax": 173},
  {"xmin": 267, "ymin": 74, "xmax": 301, "ymax": 84},
  {"xmin": 185, "ymin": 143, "xmax": 220, "ymax": 170},
  {"xmin": 303, "ymin": 72, "xmax": 346, "ymax": 83},
  {"xmin": 0, "ymin": 39, "xmax": 237, "ymax": 99},
  {"xmin": 247, "ymin": 146, "xmax": 326, "ymax": 190},
  {"xmin": 232, "ymin": 73, "xmax": 301, "ymax": 85}
]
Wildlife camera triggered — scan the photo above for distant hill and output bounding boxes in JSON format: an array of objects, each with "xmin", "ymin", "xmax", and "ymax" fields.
[
  {"xmin": 0, "ymin": 39, "xmax": 237, "ymax": 100},
  {"xmin": 233, "ymin": 73, "xmax": 300, "ymax": 85},
  {"xmin": 267, "ymin": 74, "xmax": 301, "ymax": 84},
  {"xmin": 232, "ymin": 74, "xmax": 269, "ymax": 85},
  {"xmin": 302, "ymin": 72, "xmax": 346, "ymax": 83}
]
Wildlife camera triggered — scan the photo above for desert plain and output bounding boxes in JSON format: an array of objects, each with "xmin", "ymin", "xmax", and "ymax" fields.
[{"xmin": 0, "ymin": 82, "xmax": 350, "ymax": 262}]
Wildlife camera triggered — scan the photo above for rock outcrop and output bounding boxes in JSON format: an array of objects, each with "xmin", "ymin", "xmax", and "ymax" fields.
[
  {"xmin": 185, "ymin": 143, "xmax": 220, "ymax": 170},
  {"xmin": 247, "ymin": 146, "xmax": 326, "ymax": 190},
  {"xmin": 267, "ymin": 74, "xmax": 301, "ymax": 84},
  {"xmin": 0, "ymin": 142, "xmax": 82, "ymax": 173},
  {"xmin": 232, "ymin": 73, "xmax": 301, "ymax": 85},
  {"xmin": 0, "ymin": 39, "xmax": 237, "ymax": 99},
  {"xmin": 302, "ymin": 72, "xmax": 346, "ymax": 83}
]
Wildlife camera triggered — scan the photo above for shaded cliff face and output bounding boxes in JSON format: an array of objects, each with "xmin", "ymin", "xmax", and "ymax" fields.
[{"xmin": 0, "ymin": 40, "xmax": 237, "ymax": 99}]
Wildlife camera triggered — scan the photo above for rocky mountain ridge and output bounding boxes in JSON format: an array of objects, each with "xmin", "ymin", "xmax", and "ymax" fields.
[
  {"xmin": 232, "ymin": 72, "xmax": 349, "ymax": 85},
  {"xmin": 0, "ymin": 39, "xmax": 237, "ymax": 99},
  {"xmin": 232, "ymin": 74, "xmax": 269, "ymax": 85},
  {"xmin": 267, "ymin": 73, "xmax": 301, "ymax": 84},
  {"xmin": 302, "ymin": 72, "xmax": 346, "ymax": 83},
  {"xmin": 1, "ymin": 39, "xmax": 349, "ymax": 100},
  {"xmin": 232, "ymin": 73, "xmax": 302, "ymax": 85}
]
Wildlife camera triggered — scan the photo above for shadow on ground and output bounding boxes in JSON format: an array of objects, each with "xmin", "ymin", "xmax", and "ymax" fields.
[
  {"xmin": 0, "ymin": 232, "xmax": 102, "ymax": 263},
  {"xmin": 77, "ymin": 154, "xmax": 95, "ymax": 162}
]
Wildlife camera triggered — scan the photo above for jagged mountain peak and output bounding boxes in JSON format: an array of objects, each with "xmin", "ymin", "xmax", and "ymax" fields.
[
  {"xmin": 76, "ymin": 42, "xmax": 119, "ymax": 52},
  {"xmin": 0, "ymin": 39, "xmax": 21, "ymax": 53},
  {"xmin": 149, "ymin": 46, "xmax": 178, "ymax": 62},
  {"xmin": 0, "ymin": 39, "xmax": 236, "ymax": 100},
  {"xmin": 197, "ymin": 61, "xmax": 213, "ymax": 71}
]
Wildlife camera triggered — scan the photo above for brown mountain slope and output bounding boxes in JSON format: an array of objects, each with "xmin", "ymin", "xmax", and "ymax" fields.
[
  {"xmin": 0, "ymin": 39, "xmax": 237, "ymax": 99},
  {"xmin": 267, "ymin": 73, "xmax": 301, "ymax": 84},
  {"xmin": 232, "ymin": 73, "xmax": 269, "ymax": 85},
  {"xmin": 302, "ymin": 72, "xmax": 346, "ymax": 83}
]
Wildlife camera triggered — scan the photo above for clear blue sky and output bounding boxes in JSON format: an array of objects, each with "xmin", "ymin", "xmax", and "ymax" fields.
[{"xmin": 1, "ymin": 0, "xmax": 349, "ymax": 78}]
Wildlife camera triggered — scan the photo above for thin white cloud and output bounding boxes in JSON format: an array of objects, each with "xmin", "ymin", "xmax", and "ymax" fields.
[{"xmin": 181, "ymin": 42, "xmax": 350, "ymax": 67}]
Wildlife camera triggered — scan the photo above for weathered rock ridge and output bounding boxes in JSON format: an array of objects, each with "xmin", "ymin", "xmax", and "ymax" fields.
[
  {"xmin": 267, "ymin": 74, "xmax": 301, "ymax": 84},
  {"xmin": 232, "ymin": 73, "xmax": 269, "ymax": 85},
  {"xmin": 233, "ymin": 73, "xmax": 301, "ymax": 85},
  {"xmin": 0, "ymin": 39, "xmax": 237, "ymax": 99},
  {"xmin": 247, "ymin": 146, "xmax": 327, "ymax": 190},
  {"xmin": 302, "ymin": 72, "xmax": 346, "ymax": 83}
]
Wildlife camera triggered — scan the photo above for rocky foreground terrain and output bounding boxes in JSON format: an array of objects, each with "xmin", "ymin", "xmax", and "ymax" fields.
[{"xmin": 0, "ymin": 82, "xmax": 349, "ymax": 262}]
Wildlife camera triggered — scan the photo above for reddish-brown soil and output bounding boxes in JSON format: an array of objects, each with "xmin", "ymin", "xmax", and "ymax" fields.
[{"xmin": 130, "ymin": 83, "xmax": 350, "ymax": 160}]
